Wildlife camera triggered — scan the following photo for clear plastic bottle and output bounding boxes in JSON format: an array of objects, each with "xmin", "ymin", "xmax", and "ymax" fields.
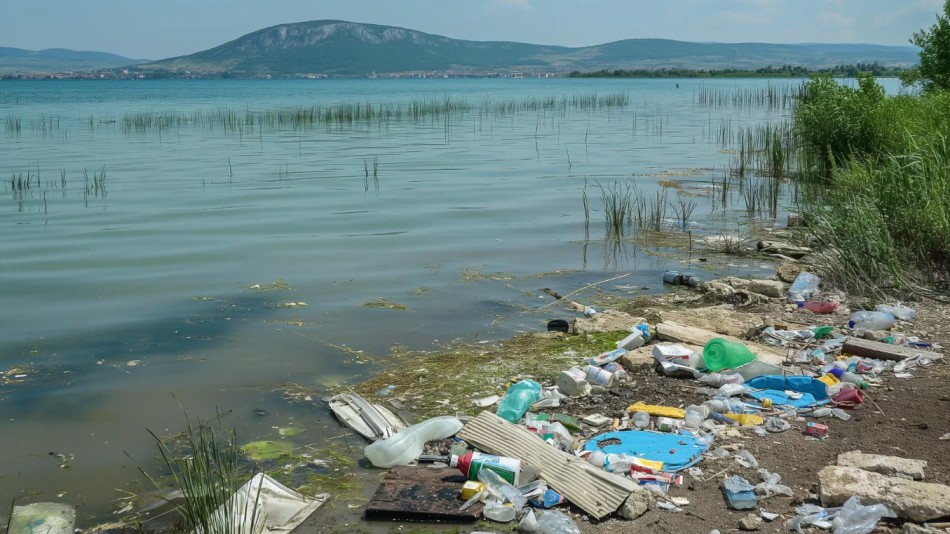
[
  {"xmin": 831, "ymin": 496, "xmax": 894, "ymax": 534},
  {"xmin": 787, "ymin": 271, "xmax": 821, "ymax": 302},
  {"xmin": 364, "ymin": 416, "xmax": 463, "ymax": 468},
  {"xmin": 848, "ymin": 310, "xmax": 895, "ymax": 331},
  {"xmin": 496, "ymin": 380, "xmax": 541, "ymax": 423},
  {"xmin": 478, "ymin": 467, "xmax": 527, "ymax": 509},
  {"xmin": 699, "ymin": 373, "xmax": 745, "ymax": 387},
  {"xmin": 874, "ymin": 304, "xmax": 916, "ymax": 321}
]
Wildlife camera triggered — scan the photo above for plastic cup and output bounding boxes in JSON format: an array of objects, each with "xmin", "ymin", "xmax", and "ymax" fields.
[{"xmin": 703, "ymin": 338, "xmax": 756, "ymax": 372}]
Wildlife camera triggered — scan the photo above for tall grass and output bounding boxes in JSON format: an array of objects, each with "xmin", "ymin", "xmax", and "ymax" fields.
[
  {"xmin": 109, "ymin": 92, "xmax": 630, "ymax": 135},
  {"xmin": 597, "ymin": 180, "xmax": 633, "ymax": 240},
  {"xmin": 142, "ymin": 413, "xmax": 260, "ymax": 534},
  {"xmin": 794, "ymin": 74, "xmax": 950, "ymax": 293},
  {"xmin": 694, "ymin": 82, "xmax": 803, "ymax": 110}
]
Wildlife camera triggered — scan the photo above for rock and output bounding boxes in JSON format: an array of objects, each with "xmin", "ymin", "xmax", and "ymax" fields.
[
  {"xmin": 722, "ymin": 277, "xmax": 786, "ymax": 299},
  {"xmin": 837, "ymin": 451, "xmax": 928, "ymax": 480},
  {"xmin": 618, "ymin": 487, "xmax": 653, "ymax": 519},
  {"xmin": 739, "ymin": 513, "xmax": 762, "ymax": 531},
  {"xmin": 776, "ymin": 262, "xmax": 802, "ymax": 283},
  {"xmin": 661, "ymin": 305, "xmax": 763, "ymax": 339},
  {"xmin": 574, "ymin": 310, "xmax": 646, "ymax": 334},
  {"xmin": 819, "ymin": 465, "xmax": 950, "ymax": 522}
]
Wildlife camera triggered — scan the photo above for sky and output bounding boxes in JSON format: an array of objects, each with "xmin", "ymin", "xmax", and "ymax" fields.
[{"xmin": 0, "ymin": 0, "xmax": 944, "ymax": 60}]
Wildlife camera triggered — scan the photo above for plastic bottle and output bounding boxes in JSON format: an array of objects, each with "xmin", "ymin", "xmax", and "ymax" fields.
[
  {"xmin": 615, "ymin": 331, "xmax": 644, "ymax": 350},
  {"xmin": 703, "ymin": 398, "xmax": 747, "ymax": 414},
  {"xmin": 848, "ymin": 310, "xmax": 895, "ymax": 331},
  {"xmin": 535, "ymin": 510, "xmax": 582, "ymax": 534},
  {"xmin": 831, "ymin": 496, "xmax": 895, "ymax": 534},
  {"xmin": 375, "ymin": 385, "xmax": 396, "ymax": 397},
  {"xmin": 496, "ymin": 380, "xmax": 541, "ymax": 423},
  {"xmin": 477, "ymin": 467, "xmax": 527, "ymax": 509},
  {"xmin": 787, "ymin": 271, "xmax": 821, "ymax": 302},
  {"xmin": 699, "ymin": 373, "xmax": 745, "ymax": 387},
  {"xmin": 364, "ymin": 416, "xmax": 463, "ymax": 468},
  {"xmin": 450, "ymin": 452, "xmax": 522, "ymax": 485},
  {"xmin": 875, "ymin": 304, "xmax": 916, "ymax": 321},
  {"xmin": 812, "ymin": 407, "xmax": 832, "ymax": 418}
]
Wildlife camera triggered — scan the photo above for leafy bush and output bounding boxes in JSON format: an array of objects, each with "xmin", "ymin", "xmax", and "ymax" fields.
[{"xmin": 794, "ymin": 77, "xmax": 950, "ymax": 293}]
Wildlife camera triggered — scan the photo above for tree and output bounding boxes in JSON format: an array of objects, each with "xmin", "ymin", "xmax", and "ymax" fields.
[{"xmin": 901, "ymin": 0, "xmax": 950, "ymax": 92}]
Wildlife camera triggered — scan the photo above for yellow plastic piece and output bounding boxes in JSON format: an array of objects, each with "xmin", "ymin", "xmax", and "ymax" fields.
[
  {"xmin": 632, "ymin": 457, "xmax": 664, "ymax": 472},
  {"xmin": 627, "ymin": 402, "xmax": 686, "ymax": 419},
  {"xmin": 461, "ymin": 481, "xmax": 486, "ymax": 500},
  {"xmin": 760, "ymin": 398, "xmax": 773, "ymax": 409},
  {"xmin": 725, "ymin": 413, "xmax": 765, "ymax": 426},
  {"xmin": 817, "ymin": 373, "xmax": 840, "ymax": 387}
]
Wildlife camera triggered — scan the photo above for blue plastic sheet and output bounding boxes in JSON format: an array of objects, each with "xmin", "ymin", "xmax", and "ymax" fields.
[
  {"xmin": 745, "ymin": 375, "xmax": 830, "ymax": 408},
  {"xmin": 583, "ymin": 429, "xmax": 709, "ymax": 472}
]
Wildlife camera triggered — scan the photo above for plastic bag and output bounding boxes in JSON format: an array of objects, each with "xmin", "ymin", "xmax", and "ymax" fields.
[{"xmin": 831, "ymin": 496, "xmax": 895, "ymax": 534}]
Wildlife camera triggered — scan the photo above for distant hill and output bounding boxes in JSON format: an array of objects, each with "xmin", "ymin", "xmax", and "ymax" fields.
[
  {"xmin": 0, "ymin": 46, "xmax": 147, "ymax": 73},
  {"xmin": 141, "ymin": 20, "xmax": 919, "ymax": 77}
]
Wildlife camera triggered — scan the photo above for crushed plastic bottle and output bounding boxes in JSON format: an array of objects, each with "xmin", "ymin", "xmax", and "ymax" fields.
[
  {"xmin": 848, "ymin": 310, "xmax": 895, "ymax": 331},
  {"xmin": 735, "ymin": 450, "xmax": 758, "ymax": 468},
  {"xmin": 534, "ymin": 509, "xmax": 582, "ymax": 534},
  {"xmin": 699, "ymin": 373, "xmax": 745, "ymax": 387},
  {"xmin": 477, "ymin": 467, "xmax": 527, "ymax": 509},
  {"xmin": 830, "ymin": 496, "xmax": 895, "ymax": 534},
  {"xmin": 787, "ymin": 271, "xmax": 821, "ymax": 302},
  {"xmin": 715, "ymin": 383, "xmax": 750, "ymax": 398},
  {"xmin": 874, "ymin": 304, "xmax": 916, "ymax": 321}
]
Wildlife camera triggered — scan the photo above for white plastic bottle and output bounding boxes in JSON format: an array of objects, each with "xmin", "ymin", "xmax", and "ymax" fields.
[
  {"xmin": 848, "ymin": 310, "xmax": 895, "ymax": 331},
  {"xmin": 364, "ymin": 416, "xmax": 463, "ymax": 468}
]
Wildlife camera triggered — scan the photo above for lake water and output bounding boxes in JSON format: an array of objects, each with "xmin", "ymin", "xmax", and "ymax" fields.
[{"xmin": 0, "ymin": 77, "xmax": 876, "ymax": 525}]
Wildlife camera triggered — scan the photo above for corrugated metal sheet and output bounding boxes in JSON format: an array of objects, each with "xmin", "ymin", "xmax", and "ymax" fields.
[{"xmin": 456, "ymin": 411, "xmax": 639, "ymax": 519}]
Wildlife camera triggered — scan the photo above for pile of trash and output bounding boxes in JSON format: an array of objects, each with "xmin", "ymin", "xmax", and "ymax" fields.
[{"xmin": 329, "ymin": 271, "xmax": 946, "ymax": 533}]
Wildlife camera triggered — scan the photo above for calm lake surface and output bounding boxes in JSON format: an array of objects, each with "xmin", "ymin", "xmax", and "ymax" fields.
[{"xmin": 0, "ymin": 77, "xmax": 895, "ymax": 525}]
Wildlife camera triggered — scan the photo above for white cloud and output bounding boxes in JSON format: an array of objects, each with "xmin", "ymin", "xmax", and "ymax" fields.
[
  {"xmin": 490, "ymin": 0, "xmax": 534, "ymax": 11},
  {"xmin": 817, "ymin": 11, "xmax": 855, "ymax": 27},
  {"xmin": 720, "ymin": 10, "xmax": 773, "ymax": 25}
]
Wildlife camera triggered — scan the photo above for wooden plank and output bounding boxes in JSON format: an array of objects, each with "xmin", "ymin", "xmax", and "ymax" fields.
[
  {"xmin": 655, "ymin": 320, "xmax": 788, "ymax": 366},
  {"xmin": 842, "ymin": 337, "xmax": 943, "ymax": 362},
  {"xmin": 457, "ymin": 411, "xmax": 639, "ymax": 520},
  {"xmin": 364, "ymin": 466, "xmax": 482, "ymax": 523}
]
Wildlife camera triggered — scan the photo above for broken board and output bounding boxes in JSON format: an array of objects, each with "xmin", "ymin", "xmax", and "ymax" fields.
[
  {"xmin": 329, "ymin": 392, "xmax": 405, "ymax": 441},
  {"xmin": 364, "ymin": 466, "xmax": 482, "ymax": 523}
]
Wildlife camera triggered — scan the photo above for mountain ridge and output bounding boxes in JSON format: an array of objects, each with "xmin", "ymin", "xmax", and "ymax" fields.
[
  {"xmin": 1, "ymin": 20, "xmax": 920, "ymax": 76},
  {"xmin": 0, "ymin": 46, "xmax": 147, "ymax": 73},
  {"xmin": 139, "ymin": 20, "xmax": 918, "ymax": 76}
]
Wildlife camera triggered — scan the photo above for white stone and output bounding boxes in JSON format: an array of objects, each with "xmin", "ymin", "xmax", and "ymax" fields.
[
  {"xmin": 618, "ymin": 488, "xmax": 653, "ymax": 519},
  {"xmin": 819, "ymin": 465, "xmax": 950, "ymax": 522},
  {"xmin": 838, "ymin": 450, "xmax": 927, "ymax": 480}
]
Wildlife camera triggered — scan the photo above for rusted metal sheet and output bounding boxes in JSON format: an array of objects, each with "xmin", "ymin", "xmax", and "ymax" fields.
[
  {"xmin": 364, "ymin": 466, "xmax": 482, "ymax": 523},
  {"xmin": 456, "ymin": 411, "xmax": 638, "ymax": 519}
]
